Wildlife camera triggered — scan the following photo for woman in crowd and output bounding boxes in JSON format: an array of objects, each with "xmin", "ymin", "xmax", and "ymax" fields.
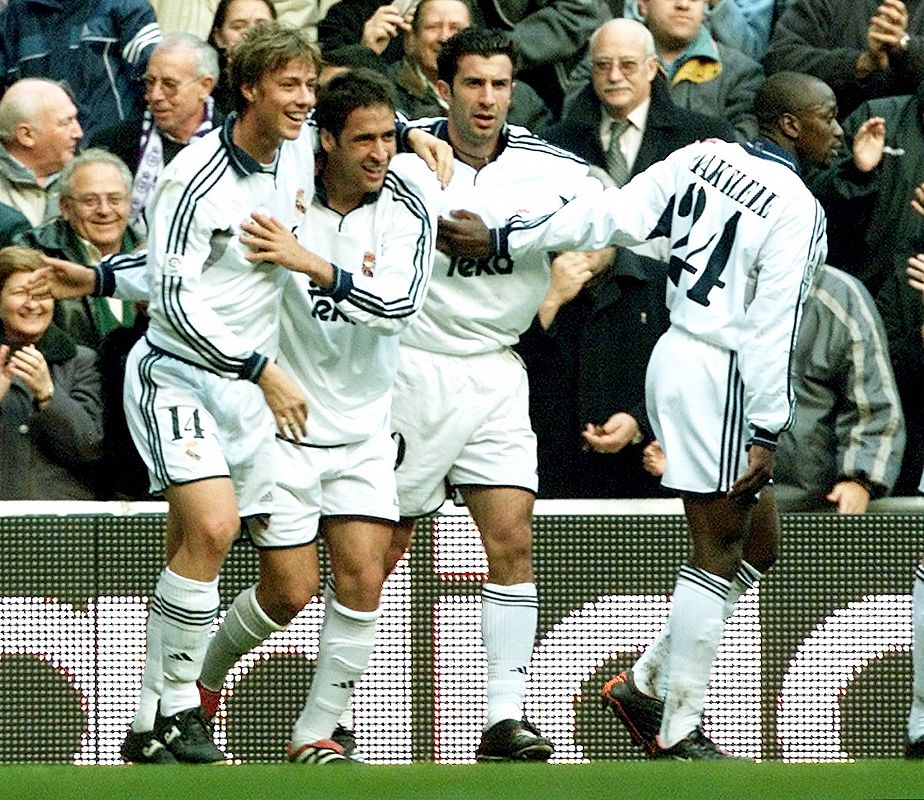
[
  {"xmin": 207, "ymin": 0, "xmax": 277, "ymax": 115},
  {"xmin": 0, "ymin": 246, "xmax": 103, "ymax": 500}
]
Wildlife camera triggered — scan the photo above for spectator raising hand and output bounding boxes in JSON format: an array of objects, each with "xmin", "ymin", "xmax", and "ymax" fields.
[{"xmin": 361, "ymin": 3, "xmax": 413, "ymax": 55}]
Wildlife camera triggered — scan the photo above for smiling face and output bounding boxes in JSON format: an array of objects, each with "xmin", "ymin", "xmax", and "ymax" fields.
[
  {"xmin": 242, "ymin": 58, "xmax": 318, "ymax": 145},
  {"xmin": 320, "ymin": 103, "xmax": 397, "ymax": 211},
  {"xmin": 144, "ymin": 47, "xmax": 214, "ymax": 142},
  {"xmin": 0, "ymin": 269, "xmax": 53, "ymax": 346},
  {"xmin": 60, "ymin": 162, "xmax": 131, "ymax": 256},
  {"xmin": 440, "ymin": 53, "xmax": 513, "ymax": 157}
]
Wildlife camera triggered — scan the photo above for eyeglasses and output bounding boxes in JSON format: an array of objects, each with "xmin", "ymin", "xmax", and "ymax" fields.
[
  {"xmin": 591, "ymin": 58, "xmax": 647, "ymax": 76},
  {"xmin": 142, "ymin": 75, "xmax": 198, "ymax": 97},
  {"xmin": 66, "ymin": 193, "xmax": 129, "ymax": 210}
]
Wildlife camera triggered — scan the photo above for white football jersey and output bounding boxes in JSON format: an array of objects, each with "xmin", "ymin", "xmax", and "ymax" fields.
[
  {"xmin": 399, "ymin": 120, "xmax": 604, "ymax": 356},
  {"xmin": 144, "ymin": 116, "xmax": 315, "ymax": 380},
  {"xmin": 505, "ymin": 138, "xmax": 827, "ymax": 436},
  {"xmin": 278, "ymin": 154, "xmax": 439, "ymax": 446}
]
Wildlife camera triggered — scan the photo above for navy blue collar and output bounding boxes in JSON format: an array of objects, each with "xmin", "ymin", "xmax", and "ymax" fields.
[
  {"xmin": 220, "ymin": 112, "xmax": 277, "ymax": 177},
  {"xmin": 742, "ymin": 137, "xmax": 801, "ymax": 176}
]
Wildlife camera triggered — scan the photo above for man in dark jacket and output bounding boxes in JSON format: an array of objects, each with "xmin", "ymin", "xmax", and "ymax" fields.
[
  {"xmin": 517, "ymin": 17, "xmax": 734, "ymax": 499},
  {"xmin": 765, "ymin": 0, "xmax": 924, "ymax": 120}
]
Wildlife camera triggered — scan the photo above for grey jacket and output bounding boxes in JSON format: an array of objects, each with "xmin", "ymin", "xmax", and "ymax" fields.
[
  {"xmin": 774, "ymin": 266, "xmax": 906, "ymax": 510},
  {"xmin": 0, "ymin": 141, "xmax": 59, "ymax": 226},
  {"xmin": 0, "ymin": 324, "xmax": 104, "ymax": 500},
  {"xmin": 664, "ymin": 39, "xmax": 763, "ymax": 142}
]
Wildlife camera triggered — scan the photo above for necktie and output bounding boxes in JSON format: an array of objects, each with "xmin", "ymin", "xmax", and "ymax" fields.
[{"xmin": 606, "ymin": 119, "xmax": 631, "ymax": 187}]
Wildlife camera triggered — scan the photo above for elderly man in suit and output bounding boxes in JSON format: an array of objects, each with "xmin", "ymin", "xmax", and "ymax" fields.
[{"xmin": 517, "ymin": 17, "xmax": 735, "ymax": 500}]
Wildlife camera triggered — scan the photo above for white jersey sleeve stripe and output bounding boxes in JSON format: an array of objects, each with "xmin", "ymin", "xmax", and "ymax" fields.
[{"xmin": 345, "ymin": 172, "xmax": 433, "ymax": 319}]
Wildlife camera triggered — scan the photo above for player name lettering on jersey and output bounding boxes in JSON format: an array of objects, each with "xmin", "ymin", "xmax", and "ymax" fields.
[
  {"xmin": 446, "ymin": 254, "xmax": 514, "ymax": 278},
  {"xmin": 689, "ymin": 153, "xmax": 778, "ymax": 219}
]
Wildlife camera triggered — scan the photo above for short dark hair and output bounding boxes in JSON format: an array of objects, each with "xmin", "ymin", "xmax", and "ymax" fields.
[
  {"xmin": 321, "ymin": 44, "xmax": 384, "ymax": 73},
  {"xmin": 314, "ymin": 68, "xmax": 396, "ymax": 140},
  {"xmin": 229, "ymin": 22, "xmax": 321, "ymax": 114},
  {"xmin": 754, "ymin": 71, "xmax": 829, "ymax": 133},
  {"xmin": 436, "ymin": 27, "xmax": 519, "ymax": 86}
]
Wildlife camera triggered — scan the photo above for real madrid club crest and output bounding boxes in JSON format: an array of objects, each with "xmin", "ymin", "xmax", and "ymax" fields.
[
  {"xmin": 294, "ymin": 188, "xmax": 307, "ymax": 224},
  {"xmin": 362, "ymin": 252, "xmax": 376, "ymax": 277}
]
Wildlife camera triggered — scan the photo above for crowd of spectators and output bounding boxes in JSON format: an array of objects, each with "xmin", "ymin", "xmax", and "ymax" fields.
[{"xmin": 0, "ymin": 0, "xmax": 921, "ymax": 513}]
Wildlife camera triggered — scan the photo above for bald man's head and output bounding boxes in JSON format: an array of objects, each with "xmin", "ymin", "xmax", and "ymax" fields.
[
  {"xmin": 589, "ymin": 18, "xmax": 660, "ymax": 121},
  {"xmin": 0, "ymin": 79, "xmax": 82, "ymax": 179}
]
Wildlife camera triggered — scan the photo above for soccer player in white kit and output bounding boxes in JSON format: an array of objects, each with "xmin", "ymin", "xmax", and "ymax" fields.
[
  {"xmin": 32, "ymin": 73, "xmax": 452, "ymax": 765},
  {"xmin": 193, "ymin": 69, "xmax": 440, "ymax": 765},
  {"xmin": 386, "ymin": 28, "xmax": 606, "ymax": 761},
  {"xmin": 117, "ymin": 23, "xmax": 323, "ymax": 765},
  {"xmin": 496, "ymin": 71, "xmax": 842, "ymax": 759}
]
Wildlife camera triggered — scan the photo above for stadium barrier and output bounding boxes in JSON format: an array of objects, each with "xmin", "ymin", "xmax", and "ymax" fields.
[{"xmin": 0, "ymin": 498, "xmax": 921, "ymax": 764}]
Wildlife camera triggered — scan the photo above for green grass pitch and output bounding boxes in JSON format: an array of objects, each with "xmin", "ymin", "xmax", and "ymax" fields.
[{"xmin": 3, "ymin": 761, "xmax": 922, "ymax": 800}]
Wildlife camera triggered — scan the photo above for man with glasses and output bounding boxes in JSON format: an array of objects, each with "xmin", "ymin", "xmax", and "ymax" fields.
[
  {"xmin": 13, "ymin": 148, "xmax": 140, "ymax": 350},
  {"xmin": 518, "ymin": 18, "xmax": 734, "ymax": 500},
  {"xmin": 91, "ymin": 33, "xmax": 222, "ymax": 235}
]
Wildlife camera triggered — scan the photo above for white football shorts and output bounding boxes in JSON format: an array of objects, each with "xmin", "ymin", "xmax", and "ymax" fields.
[
  {"xmin": 646, "ymin": 325, "xmax": 748, "ymax": 494},
  {"xmin": 123, "ymin": 339, "xmax": 276, "ymax": 517},
  {"xmin": 250, "ymin": 426, "xmax": 400, "ymax": 549},
  {"xmin": 391, "ymin": 344, "xmax": 538, "ymax": 517}
]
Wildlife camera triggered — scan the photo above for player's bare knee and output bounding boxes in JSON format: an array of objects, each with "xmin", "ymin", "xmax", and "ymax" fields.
[
  {"xmin": 332, "ymin": 563, "xmax": 386, "ymax": 611},
  {"xmin": 483, "ymin": 524, "xmax": 533, "ymax": 577},
  {"xmin": 258, "ymin": 578, "xmax": 316, "ymax": 625},
  {"xmin": 189, "ymin": 513, "xmax": 239, "ymax": 562},
  {"xmin": 385, "ymin": 521, "xmax": 414, "ymax": 575}
]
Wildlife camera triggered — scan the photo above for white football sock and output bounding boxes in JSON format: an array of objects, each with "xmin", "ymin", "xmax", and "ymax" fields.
[
  {"xmin": 290, "ymin": 597, "xmax": 379, "ymax": 747},
  {"xmin": 482, "ymin": 582, "xmax": 538, "ymax": 728},
  {"xmin": 199, "ymin": 584, "xmax": 284, "ymax": 692},
  {"xmin": 659, "ymin": 565, "xmax": 730, "ymax": 748},
  {"xmin": 909, "ymin": 564, "xmax": 924, "ymax": 741},
  {"xmin": 131, "ymin": 574, "xmax": 166, "ymax": 733},
  {"xmin": 635, "ymin": 560, "xmax": 763, "ymax": 700},
  {"xmin": 323, "ymin": 578, "xmax": 355, "ymax": 731},
  {"xmin": 155, "ymin": 568, "xmax": 220, "ymax": 716}
]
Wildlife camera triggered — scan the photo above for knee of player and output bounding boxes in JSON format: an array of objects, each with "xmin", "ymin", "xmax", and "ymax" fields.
[
  {"xmin": 193, "ymin": 513, "xmax": 243, "ymax": 559},
  {"xmin": 483, "ymin": 522, "xmax": 534, "ymax": 564},
  {"xmin": 332, "ymin": 564, "xmax": 387, "ymax": 609},
  {"xmin": 260, "ymin": 578, "xmax": 318, "ymax": 624}
]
